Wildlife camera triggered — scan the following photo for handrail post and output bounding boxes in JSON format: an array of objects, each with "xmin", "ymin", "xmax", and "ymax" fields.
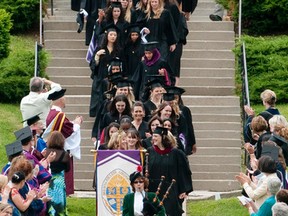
[{"xmin": 51, "ymin": 0, "xmax": 54, "ymax": 16}]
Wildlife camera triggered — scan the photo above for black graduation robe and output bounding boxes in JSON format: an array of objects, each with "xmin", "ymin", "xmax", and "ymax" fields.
[
  {"xmin": 132, "ymin": 57, "xmax": 175, "ymax": 101},
  {"xmin": 144, "ymin": 9, "xmax": 178, "ymax": 59},
  {"xmin": 147, "ymin": 146, "xmax": 193, "ymax": 216},
  {"xmin": 132, "ymin": 121, "xmax": 149, "ymax": 140},
  {"xmin": 180, "ymin": 104, "xmax": 196, "ymax": 155}
]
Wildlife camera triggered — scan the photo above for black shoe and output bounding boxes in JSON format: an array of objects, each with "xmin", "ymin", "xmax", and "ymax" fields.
[
  {"xmin": 209, "ymin": 14, "xmax": 222, "ymax": 21},
  {"xmin": 76, "ymin": 12, "xmax": 84, "ymax": 33}
]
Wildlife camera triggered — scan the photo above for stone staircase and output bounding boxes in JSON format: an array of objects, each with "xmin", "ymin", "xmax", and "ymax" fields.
[{"xmin": 44, "ymin": 0, "xmax": 241, "ymax": 192}]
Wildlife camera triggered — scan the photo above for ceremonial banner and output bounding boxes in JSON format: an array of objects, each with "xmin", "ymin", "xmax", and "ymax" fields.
[{"xmin": 95, "ymin": 150, "xmax": 141, "ymax": 216}]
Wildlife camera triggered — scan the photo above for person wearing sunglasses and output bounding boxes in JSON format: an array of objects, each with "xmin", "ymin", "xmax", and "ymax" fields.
[{"xmin": 122, "ymin": 166, "xmax": 165, "ymax": 216}]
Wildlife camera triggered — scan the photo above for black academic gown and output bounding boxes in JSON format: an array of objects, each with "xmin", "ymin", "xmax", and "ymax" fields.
[
  {"xmin": 89, "ymin": 47, "xmax": 123, "ymax": 117},
  {"xmin": 132, "ymin": 57, "xmax": 175, "ymax": 101},
  {"xmin": 124, "ymin": 38, "xmax": 143, "ymax": 79},
  {"xmin": 71, "ymin": 0, "xmax": 105, "ymax": 45},
  {"xmin": 180, "ymin": 104, "xmax": 196, "ymax": 155},
  {"xmin": 147, "ymin": 146, "xmax": 193, "ymax": 216},
  {"xmin": 144, "ymin": 9, "xmax": 178, "ymax": 59},
  {"xmin": 143, "ymin": 100, "xmax": 158, "ymax": 121},
  {"xmin": 132, "ymin": 121, "xmax": 149, "ymax": 140}
]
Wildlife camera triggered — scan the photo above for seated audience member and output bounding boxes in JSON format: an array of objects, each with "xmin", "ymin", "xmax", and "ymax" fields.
[
  {"xmin": 272, "ymin": 202, "xmax": 288, "ymax": 216},
  {"xmin": 122, "ymin": 167, "xmax": 165, "ymax": 216},
  {"xmin": 245, "ymin": 177, "xmax": 281, "ymax": 216},
  {"xmin": 276, "ymin": 189, "xmax": 288, "ymax": 205},
  {"xmin": 0, "ymin": 175, "xmax": 9, "ymax": 203},
  {"xmin": 235, "ymin": 155, "xmax": 280, "ymax": 209}
]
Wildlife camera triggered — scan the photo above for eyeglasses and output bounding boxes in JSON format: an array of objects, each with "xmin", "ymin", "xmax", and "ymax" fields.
[{"xmin": 134, "ymin": 181, "xmax": 144, "ymax": 184}]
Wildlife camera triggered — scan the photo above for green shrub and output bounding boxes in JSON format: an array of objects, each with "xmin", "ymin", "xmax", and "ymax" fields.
[
  {"xmin": 0, "ymin": 0, "xmax": 40, "ymax": 34},
  {"xmin": 0, "ymin": 9, "xmax": 12, "ymax": 60},
  {"xmin": 234, "ymin": 35, "xmax": 288, "ymax": 103},
  {"xmin": 0, "ymin": 35, "xmax": 49, "ymax": 103},
  {"xmin": 217, "ymin": 0, "xmax": 288, "ymax": 35}
]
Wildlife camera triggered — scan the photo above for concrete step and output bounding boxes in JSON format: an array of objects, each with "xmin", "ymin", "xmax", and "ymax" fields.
[
  {"xmin": 180, "ymin": 86, "xmax": 235, "ymax": 96},
  {"xmin": 50, "ymin": 57, "xmax": 88, "ymax": 67},
  {"xmin": 193, "ymin": 122, "xmax": 241, "ymax": 131},
  {"xmin": 189, "ymin": 155, "xmax": 241, "ymax": 165},
  {"xmin": 196, "ymin": 130, "xmax": 241, "ymax": 139},
  {"xmin": 44, "ymin": 30, "xmax": 84, "ymax": 39},
  {"xmin": 46, "ymin": 67, "xmax": 91, "ymax": 76},
  {"xmin": 194, "ymin": 147, "xmax": 241, "ymax": 155},
  {"xmin": 74, "ymin": 179, "xmax": 94, "ymax": 191},
  {"xmin": 191, "ymin": 164, "xmax": 240, "ymax": 173},
  {"xmin": 46, "ymin": 49, "xmax": 87, "ymax": 58},
  {"xmin": 193, "ymin": 172, "xmax": 240, "ymax": 180},
  {"xmin": 182, "ymin": 96, "xmax": 239, "ymax": 106},
  {"xmin": 195, "ymin": 138, "xmax": 242, "ymax": 148},
  {"xmin": 180, "ymin": 68, "xmax": 235, "ymax": 77},
  {"xmin": 45, "ymin": 39, "xmax": 85, "ymax": 49},
  {"xmin": 193, "ymin": 180, "xmax": 240, "ymax": 191},
  {"xmin": 189, "ymin": 106, "xmax": 240, "ymax": 114},
  {"xmin": 180, "ymin": 77, "xmax": 234, "ymax": 86},
  {"xmin": 193, "ymin": 114, "xmax": 240, "ymax": 122},
  {"xmin": 185, "ymin": 40, "xmax": 235, "ymax": 50},
  {"xmin": 187, "ymin": 31, "xmax": 235, "ymax": 41},
  {"xmin": 187, "ymin": 21, "xmax": 234, "ymax": 31},
  {"xmin": 50, "ymin": 76, "xmax": 91, "ymax": 85},
  {"xmin": 181, "ymin": 58, "xmax": 235, "ymax": 68},
  {"xmin": 182, "ymin": 49, "xmax": 234, "ymax": 59}
]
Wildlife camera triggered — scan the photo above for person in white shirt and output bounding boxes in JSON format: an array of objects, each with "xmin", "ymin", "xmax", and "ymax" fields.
[{"xmin": 20, "ymin": 77, "xmax": 61, "ymax": 128}]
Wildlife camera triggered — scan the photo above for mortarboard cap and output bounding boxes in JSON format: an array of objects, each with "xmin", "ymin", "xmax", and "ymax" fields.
[
  {"xmin": 101, "ymin": 23, "xmax": 120, "ymax": 35},
  {"xmin": 110, "ymin": 1, "xmax": 122, "ymax": 8},
  {"xmin": 143, "ymin": 41, "xmax": 159, "ymax": 51},
  {"xmin": 153, "ymin": 126, "xmax": 168, "ymax": 136},
  {"xmin": 14, "ymin": 126, "xmax": 33, "ymax": 145},
  {"xmin": 165, "ymin": 86, "xmax": 185, "ymax": 95},
  {"xmin": 104, "ymin": 88, "xmax": 117, "ymax": 99},
  {"xmin": 116, "ymin": 79, "xmax": 134, "ymax": 88},
  {"xmin": 162, "ymin": 93, "xmax": 175, "ymax": 102},
  {"xmin": 258, "ymin": 111, "xmax": 273, "ymax": 123},
  {"xmin": 109, "ymin": 57, "xmax": 123, "ymax": 66},
  {"xmin": 48, "ymin": 89, "xmax": 66, "ymax": 101},
  {"xmin": 126, "ymin": 23, "xmax": 140, "ymax": 35},
  {"xmin": 107, "ymin": 72, "xmax": 123, "ymax": 84},
  {"xmin": 5, "ymin": 140, "xmax": 23, "ymax": 157},
  {"xmin": 21, "ymin": 113, "xmax": 42, "ymax": 126}
]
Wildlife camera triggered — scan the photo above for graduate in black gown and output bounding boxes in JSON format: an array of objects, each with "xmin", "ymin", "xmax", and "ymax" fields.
[
  {"xmin": 89, "ymin": 24, "xmax": 123, "ymax": 117},
  {"xmin": 146, "ymin": 127, "xmax": 193, "ymax": 216},
  {"xmin": 71, "ymin": 0, "xmax": 106, "ymax": 45},
  {"xmin": 165, "ymin": 86, "xmax": 197, "ymax": 155},
  {"xmin": 142, "ymin": 0, "xmax": 178, "ymax": 60},
  {"xmin": 131, "ymin": 101, "xmax": 149, "ymax": 140},
  {"xmin": 132, "ymin": 42, "xmax": 175, "ymax": 101},
  {"xmin": 143, "ymin": 78, "xmax": 164, "ymax": 121},
  {"xmin": 124, "ymin": 24, "xmax": 144, "ymax": 79},
  {"xmin": 95, "ymin": 2, "xmax": 129, "ymax": 48},
  {"xmin": 142, "ymin": 115, "xmax": 163, "ymax": 149}
]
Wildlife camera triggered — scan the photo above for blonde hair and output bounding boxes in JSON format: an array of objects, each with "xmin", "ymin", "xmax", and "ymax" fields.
[
  {"xmin": 136, "ymin": 0, "xmax": 147, "ymax": 11},
  {"xmin": 0, "ymin": 175, "xmax": 8, "ymax": 192},
  {"xmin": 260, "ymin": 89, "xmax": 277, "ymax": 106},
  {"xmin": 145, "ymin": 0, "xmax": 164, "ymax": 19},
  {"xmin": 124, "ymin": 0, "xmax": 133, "ymax": 23},
  {"xmin": 107, "ymin": 131, "xmax": 127, "ymax": 150},
  {"xmin": 269, "ymin": 115, "xmax": 288, "ymax": 129}
]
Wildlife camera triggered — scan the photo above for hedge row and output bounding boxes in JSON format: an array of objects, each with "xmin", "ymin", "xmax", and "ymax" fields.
[
  {"xmin": 0, "ymin": 9, "xmax": 12, "ymax": 60},
  {"xmin": 0, "ymin": 36, "xmax": 49, "ymax": 103},
  {"xmin": 217, "ymin": 0, "xmax": 288, "ymax": 35},
  {"xmin": 234, "ymin": 35, "xmax": 288, "ymax": 103}
]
